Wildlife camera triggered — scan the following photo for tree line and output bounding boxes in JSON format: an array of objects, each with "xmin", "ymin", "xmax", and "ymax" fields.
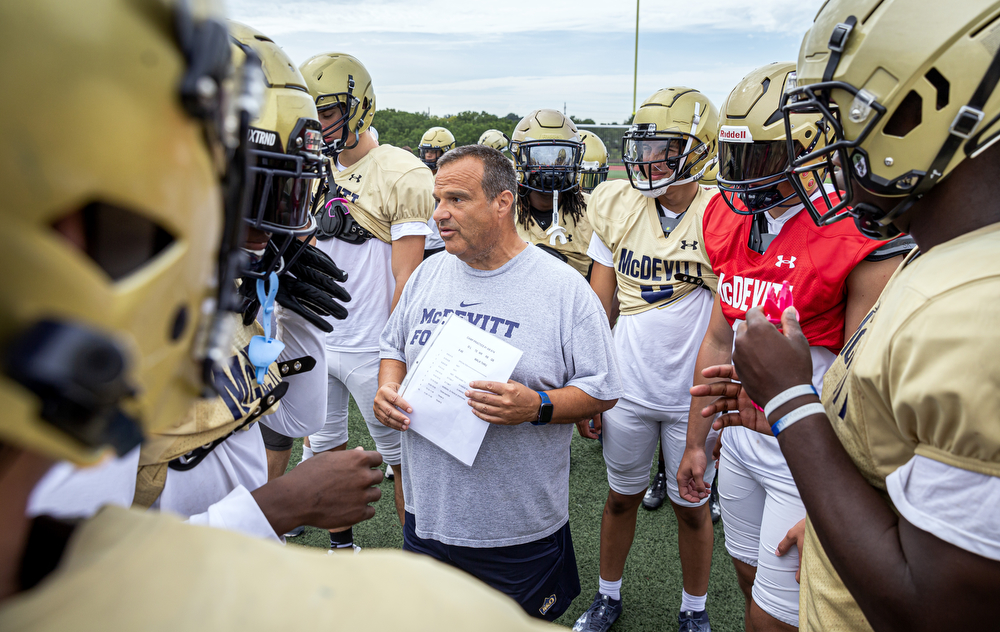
[{"xmin": 371, "ymin": 109, "xmax": 632, "ymax": 152}]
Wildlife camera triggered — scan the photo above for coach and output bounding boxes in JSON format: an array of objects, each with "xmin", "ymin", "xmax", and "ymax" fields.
[{"xmin": 374, "ymin": 144, "xmax": 622, "ymax": 620}]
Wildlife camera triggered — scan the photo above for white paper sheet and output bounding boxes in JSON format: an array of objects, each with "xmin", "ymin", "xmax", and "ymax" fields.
[{"xmin": 398, "ymin": 313, "xmax": 523, "ymax": 466}]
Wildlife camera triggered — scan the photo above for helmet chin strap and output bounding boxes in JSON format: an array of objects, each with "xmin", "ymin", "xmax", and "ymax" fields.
[
  {"xmin": 639, "ymin": 183, "xmax": 670, "ymax": 199},
  {"xmin": 546, "ymin": 189, "xmax": 568, "ymax": 245}
]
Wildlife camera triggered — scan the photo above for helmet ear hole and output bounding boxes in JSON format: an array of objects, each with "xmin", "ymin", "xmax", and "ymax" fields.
[
  {"xmin": 53, "ymin": 202, "xmax": 176, "ymax": 282},
  {"xmin": 883, "ymin": 90, "xmax": 923, "ymax": 138}
]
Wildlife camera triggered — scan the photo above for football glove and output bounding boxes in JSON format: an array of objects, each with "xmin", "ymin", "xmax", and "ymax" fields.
[{"xmin": 241, "ymin": 239, "xmax": 350, "ymax": 333}]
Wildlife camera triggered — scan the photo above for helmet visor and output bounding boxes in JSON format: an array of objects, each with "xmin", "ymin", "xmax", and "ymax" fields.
[
  {"xmin": 521, "ymin": 143, "xmax": 581, "ymax": 167},
  {"xmin": 515, "ymin": 141, "xmax": 583, "ymax": 193},
  {"xmin": 623, "ymin": 137, "xmax": 689, "ymax": 186},
  {"xmin": 246, "ymin": 121, "xmax": 323, "ymax": 234},
  {"xmin": 419, "ymin": 146, "xmax": 443, "ymax": 167},
  {"xmin": 718, "ymin": 140, "xmax": 790, "ymax": 183},
  {"xmin": 579, "ymin": 165, "xmax": 609, "ymax": 192},
  {"xmin": 247, "ymin": 163, "xmax": 317, "ymax": 232}
]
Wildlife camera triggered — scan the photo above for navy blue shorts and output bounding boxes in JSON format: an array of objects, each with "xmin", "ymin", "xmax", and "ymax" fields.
[{"xmin": 403, "ymin": 512, "xmax": 580, "ymax": 621}]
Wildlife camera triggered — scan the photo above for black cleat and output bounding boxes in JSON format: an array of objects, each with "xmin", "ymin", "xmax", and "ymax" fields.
[
  {"xmin": 678, "ymin": 609, "xmax": 711, "ymax": 632},
  {"xmin": 573, "ymin": 593, "xmax": 622, "ymax": 632},
  {"xmin": 642, "ymin": 472, "xmax": 667, "ymax": 510}
]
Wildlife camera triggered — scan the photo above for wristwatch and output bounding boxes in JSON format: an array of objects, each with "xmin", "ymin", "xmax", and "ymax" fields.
[{"xmin": 532, "ymin": 391, "xmax": 553, "ymax": 426}]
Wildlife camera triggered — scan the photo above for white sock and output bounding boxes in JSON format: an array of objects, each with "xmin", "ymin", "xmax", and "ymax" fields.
[
  {"xmin": 301, "ymin": 445, "xmax": 314, "ymax": 462},
  {"xmin": 598, "ymin": 577, "xmax": 622, "ymax": 601},
  {"xmin": 680, "ymin": 589, "xmax": 706, "ymax": 613}
]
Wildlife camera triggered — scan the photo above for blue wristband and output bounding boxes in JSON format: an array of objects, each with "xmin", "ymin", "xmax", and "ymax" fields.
[{"xmin": 770, "ymin": 402, "xmax": 827, "ymax": 436}]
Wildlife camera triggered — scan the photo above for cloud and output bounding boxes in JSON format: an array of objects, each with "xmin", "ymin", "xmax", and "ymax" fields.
[
  {"xmin": 226, "ymin": 2, "xmax": 814, "ymax": 122},
  {"xmin": 229, "ymin": 0, "xmax": 818, "ymax": 37}
]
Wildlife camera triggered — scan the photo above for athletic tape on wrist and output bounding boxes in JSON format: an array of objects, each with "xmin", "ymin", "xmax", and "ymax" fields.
[
  {"xmin": 771, "ymin": 402, "xmax": 827, "ymax": 436},
  {"xmin": 763, "ymin": 384, "xmax": 819, "ymax": 419}
]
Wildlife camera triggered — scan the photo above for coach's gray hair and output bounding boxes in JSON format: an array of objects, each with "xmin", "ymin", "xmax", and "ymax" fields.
[{"xmin": 437, "ymin": 144, "xmax": 516, "ymax": 202}]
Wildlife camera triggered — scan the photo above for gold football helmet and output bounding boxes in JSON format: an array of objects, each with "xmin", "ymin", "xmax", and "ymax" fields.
[
  {"xmin": 578, "ymin": 130, "xmax": 610, "ymax": 192},
  {"xmin": 510, "ymin": 109, "xmax": 584, "ymax": 194},
  {"xmin": 478, "ymin": 129, "xmax": 511, "ymax": 154},
  {"xmin": 718, "ymin": 62, "xmax": 830, "ymax": 214},
  {"xmin": 230, "ymin": 22, "xmax": 323, "ymax": 277},
  {"xmin": 0, "ymin": 0, "xmax": 243, "ymax": 463},
  {"xmin": 418, "ymin": 126, "xmax": 456, "ymax": 171},
  {"xmin": 299, "ymin": 53, "xmax": 376, "ymax": 155},
  {"xmin": 623, "ymin": 87, "xmax": 719, "ymax": 197},
  {"xmin": 783, "ymin": 0, "xmax": 1000, "ymax": 238}
]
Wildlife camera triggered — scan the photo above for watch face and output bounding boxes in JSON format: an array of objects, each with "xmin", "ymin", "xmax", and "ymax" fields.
[{"xmin": 538, "ymin": 403, "xmax": 554, "ymax": 425}]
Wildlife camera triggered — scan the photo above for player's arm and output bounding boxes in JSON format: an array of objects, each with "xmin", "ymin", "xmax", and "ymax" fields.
[
  {"xmin": 843, "ymin": 254, "xmax": 904, "ymax": 335},
  {"xmin": 676, "ymin": 293, "xmax": 734, "ymax": 503},
  {"xmin": 389, "ymin": 234, "xmax": 425, "ymax": 312},
  {"xmin": 466, "ymin": 381, "xmax": 616, "ymax": 426},
  {"xmin": 589, "ymin": 262, "xmax": 619, "ymax": 328},
  {"xmin": 726, "ymin": 307, "xmax": 1000, "ymax": 632}
]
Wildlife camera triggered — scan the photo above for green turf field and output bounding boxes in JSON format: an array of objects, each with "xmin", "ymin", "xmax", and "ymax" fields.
[{"xmin": 286, "ymin": 398, "xmax": 746, "ymax": 631}]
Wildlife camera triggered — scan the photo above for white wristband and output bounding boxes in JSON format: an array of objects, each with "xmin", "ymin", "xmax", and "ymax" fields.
[
  {"xmin": 763, "ymin": 384, "xmax": 819, "ymax": 419},
  {"xmin": 771, "ymin": 402, "xmax": 827, "ymax": 436}
]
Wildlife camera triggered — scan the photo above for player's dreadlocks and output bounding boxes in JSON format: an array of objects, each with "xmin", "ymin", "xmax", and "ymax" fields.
[{"xmin": 515, "ymin": 185, "xmax": 586, "ymax": 231}]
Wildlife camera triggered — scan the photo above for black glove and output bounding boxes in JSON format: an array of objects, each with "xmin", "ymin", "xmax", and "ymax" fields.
[{"xmin": 241, "ymin": 239, "xmax": 351, "ymax": 333}]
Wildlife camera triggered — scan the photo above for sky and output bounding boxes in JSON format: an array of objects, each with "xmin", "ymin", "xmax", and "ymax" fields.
[{"xmin": 228, "ymin": 0, "xmax": 821, "ymax": 124}]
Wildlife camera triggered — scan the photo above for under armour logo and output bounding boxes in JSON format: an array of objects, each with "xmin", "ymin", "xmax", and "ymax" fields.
[
  {"xmin": 680, "ymin": 240, "xmax": 698, "ymax": 250},
  {"xmin": 348, "ymin": 174, "xmax": 362, "ymax": 182},
  {"xmin": 775, "ymin": 255, "xmax": 797, "ymax": 268}
]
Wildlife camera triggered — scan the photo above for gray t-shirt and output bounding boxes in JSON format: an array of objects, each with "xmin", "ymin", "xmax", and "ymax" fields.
[{"xmin": 380, "ymin": 243, "xmax": 622, "ymax": 547}]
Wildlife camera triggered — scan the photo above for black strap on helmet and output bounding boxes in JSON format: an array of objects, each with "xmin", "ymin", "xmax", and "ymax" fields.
[{"xmin": 822, "ymin": 16, "xmax": 857, "ymax": 83}]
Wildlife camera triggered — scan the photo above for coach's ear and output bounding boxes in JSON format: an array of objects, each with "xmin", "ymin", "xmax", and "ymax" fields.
[{"xmin": 495, "ymin": 189, "xmax": 515, "ymax": 220}]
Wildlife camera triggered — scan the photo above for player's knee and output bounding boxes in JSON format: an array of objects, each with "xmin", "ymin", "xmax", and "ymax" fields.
[
  {"xmin": 673, "ymin": 501, "xmax": 710, "ymax": 530},
  {"xmin": 605, "ymin": 489, "xmax": 643, "ymax": 515}
]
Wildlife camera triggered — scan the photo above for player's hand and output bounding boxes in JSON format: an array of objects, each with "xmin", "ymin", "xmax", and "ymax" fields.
[
  {"xmin": 466, "ymin": 379, "xmax": 541, "ymax": 425},
  {"xmin": 374, "ymin": 382, "xmax": 412, "ymax": 431},
  {"xmin": 240, "ymin": 240, "xmax": 351, "ymax": 333},
  {"xmin": 732, "ymin": 307, "xmax": 813, "ymax": 413},
  {"xmin": 252, "ymin": 448, "xmax": 383, "ymax": 535},
  {"xmin": 691, "ymin": 365, "xmax": 772, "ymax": 435},
  {"xmin": 776, "ymin": 518, "xmax": 807, "ymax": 582},
  {"xmin": 677, "ymin": 447, "xmax": 709, "ymax": 503},
  {"xmin": 577, "ymin": 413, "xmax": 601, "ymax": 440}
]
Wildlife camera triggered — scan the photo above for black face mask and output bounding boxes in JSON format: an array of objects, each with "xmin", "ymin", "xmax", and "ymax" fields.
[
  {"xmin": 739, "ymin": 185, "xmax": 785, "ymax": 213},
  {"xmin": 526, "ymin": 170, "xmax": 576, "ymax": 193}
]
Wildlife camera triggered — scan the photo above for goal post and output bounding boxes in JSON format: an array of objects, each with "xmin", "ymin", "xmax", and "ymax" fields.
[{"xmin": 575, "ymin": 124, "xmax": 631, "ymax": 166}]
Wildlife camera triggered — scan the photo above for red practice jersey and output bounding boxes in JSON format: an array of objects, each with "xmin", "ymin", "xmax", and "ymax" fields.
[{"xmin": 702, "ymin": 195, "xmax": 883, "ymax": 354}]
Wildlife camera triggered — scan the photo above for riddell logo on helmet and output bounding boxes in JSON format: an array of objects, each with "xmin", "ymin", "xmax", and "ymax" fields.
[{"xmin": 719, "ymin": 126, "xmax": 753, "ymax": 143}]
